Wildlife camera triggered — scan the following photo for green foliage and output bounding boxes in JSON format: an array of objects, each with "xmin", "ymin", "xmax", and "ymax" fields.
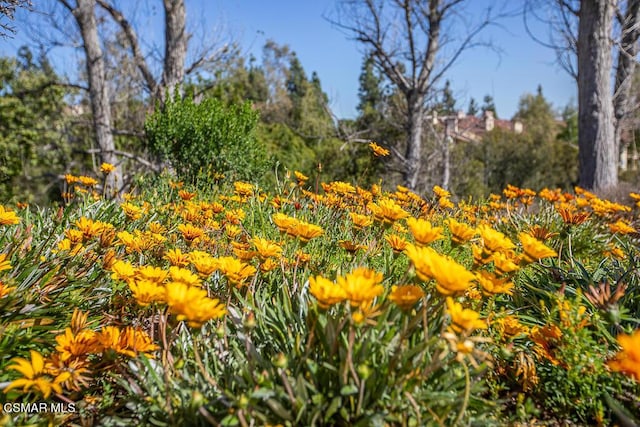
[
  {"xmin": 144, "ymin": 94, "xmax": 269, "ymax": 184},
  {"xmin": 451, "ymin": 90, "xmax": 579, "ymax": 197},
  {"xmin": 0, "ymin": 50, "xmax": 69, "ymax": 203}
]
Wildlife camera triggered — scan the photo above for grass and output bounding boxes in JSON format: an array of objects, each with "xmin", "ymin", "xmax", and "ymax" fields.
[{"xmin": 0, "ymin": 173, "xmax": 639, "ymax": 426}]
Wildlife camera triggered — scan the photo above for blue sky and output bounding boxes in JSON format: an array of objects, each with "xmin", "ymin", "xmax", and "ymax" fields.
[
  {"xmin": 201, "ymin": 0, "xmax": 576, "ymax": 119},
  {"xmin": 1, "ymin": 0, "xmax": 576, "ymax": 119}
]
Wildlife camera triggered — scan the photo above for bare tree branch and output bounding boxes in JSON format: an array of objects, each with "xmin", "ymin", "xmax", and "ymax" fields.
[{"xmin": 95, "ymin": 0, "xmax": 158, "ymax": 95}]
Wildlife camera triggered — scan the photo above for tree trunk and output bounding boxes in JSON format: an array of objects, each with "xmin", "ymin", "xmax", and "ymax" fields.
[
  {"xmin": 577, "ymin": 0, "xmax": 617, "ymax": 191},
  {"xmin": 73, "ymin": 0, "xmax": 120, "ymax": 195},
  {"xmin": 404, "ymin": 95, "xmax": 424, "ymax": 191},
  {"xmin": 159, "ymin": 0, "xmax": 186, "ymax": 101},
  {"xmin": 613, "ymin": 0, "xmax": 640, "ymax": 171}
]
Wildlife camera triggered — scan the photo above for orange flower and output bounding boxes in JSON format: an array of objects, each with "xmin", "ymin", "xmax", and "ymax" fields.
[
  {"xmin": 252, "ymin": 237, "xmax": 283, "ymax": 259},
  {"xmin": 406, "ymin": 217, "xmax": 443, "ymax": 246},
  {"xmin": 0, "ymin": 205, "xmax": 20, "ymax": 225},
  {"xmin": 309, "ymin": 275, "xmax": 347, "ymax": 309},
  {"xmin": 478, "ymin": 224, "xmax": 515, "ymax": 254},
  {"xmin": 100, "ymin": 163, "xmax": 115, "ymax": 174},
  {"xmin": 445, "ymin": 218, "xmax": 476, "ymax": 245},
  {"xmin": 475, "ymin": 271, "xmax": 514, "ymax": 295},
  {"xmin": 608, "ymin": 329, "xmax": 640, "ymax": 381},
  {"xmin": 385, "ymin": 234, "xmax": 409, "ymax": 253},
  {"xmin": 55, "ymin": 328, "xmax": 100, "ymax": 362},
  {"xmin": 165, "ymin": 282, "xmax": 226, "ymax": 327},
  {"xmin": 4, "ymin": 350, "xmax": 67, "ymax": 398},
  {"xmin": 287, "ymin": 221, "xmax": 324, "ymax": 243},
  {"xmin": 216, "ymin": 256, "xmax": 257, "ymax": 287},
  {"xmin": 349, "ymin": 212, "xmax": 373, "ymax": 229},
  {"xmin": 404, "ymin": 244, "xmax": 476, "ymax": 295},
  {"xmin": 165, "ymin": 248, "xmax": 190, "ymax": 267},
  {"xmin": 369, "ymin": 141, "xmax": 390, "ymax": 157},
  {"xmin": 337, "ymin": 267, "xmax": 384, "ymax": 306},
  {"xmin": 446, "ymin": 297, "xmax": 487, "ymax": 334},
  {"xmin": 388, "ymin": 285, "xmax": 424, "ymax": 310},
  {"xmin": 98, "ymin": 326, "xmax": 158, "ymax": 358},
  {"xmin": 609, "ymin": 220, "xmax": 636, "ymax": 235},
  {"xmin": 0, "ymin": 253, "xmax": 12, "ymax": 273},
  {"xmin": 368, "ymin": 198, "xmax": 409, "ymax": 224},
  {"xmin": 518, "ymin": 232, "xmax": 557, "ymax": 263},
  {"xmin": 177, "ymin": 223, "xmax": 205, "ymax": 242}
]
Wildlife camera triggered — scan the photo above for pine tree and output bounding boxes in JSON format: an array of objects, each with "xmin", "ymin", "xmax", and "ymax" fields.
[
  {"xmin": 481, "ymin": 95, "xmax": 497, "ymax": 118},
  {"xmin": 467, "ymin": 97, "xmax": 479, "ymax": 116}
]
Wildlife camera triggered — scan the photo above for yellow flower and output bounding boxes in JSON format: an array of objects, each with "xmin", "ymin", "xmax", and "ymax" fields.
[
  {"xmin": 273, "ymin": 213, "xmax": 299, "ymax": 233},
  {"xmin": 0, "ymin": 281, "xmax": 14, "ymax": 298},
  {"xmin": 165, "ymin": 248, "xmax": 190, "ymax": 267},
  {"xmin": 165, "ymin": 282, "xmax": 226, "ymax": 327},
  {"xmin": 446, "ymin": 297, "xmax": 487, "ymax": 334},
  {"xmin": 369, "ymin": 141, "xmax": 390, "ymax": 157},
  {"xmin": 55, "ymin": 328, "xmax": 100, "ymax": 362},
  {"xmin": 128, "ymin": 279, "xmax": 166, "ymax": 306},
  {"xmin": 338, "ymin": 240, "xmax": 367, "ymax": 253},
  {"xmin": 385, "ymin": 234, "xmax": 409, "ymax": 253},
  {"xmin": 110, "ymin": 260, "xmax": 136, "ymax": 281},
  {"xmin": 216, "ymin": 256, "xmax": 257, "ymax": 287},
  {"xmin": 260, "ymin": 258, "xmax": 279, "ymax": 272},
  {"xmin": 406, "ymin": 217, "xmax": 443, "ymax": 246},
  {"xmin": 0, "ymin": 205, "xmax": 20, "ymax": 225},
  {"xmin": 135, "ymin": 265, "xmax": 168, "ymax": 284},
  {"xmin": 475, "ymin": 271, "xmax": 514, "ymax": 296},
  {"xmin": 438, "ymin": 197, "xmax": 455, "ymax": 209},
  {"xmin": 178, "ymin": 190, "xmax": 196, "ymax": 201},
  {"xmin": 609, "ymin": 220, "xmax": 637, "ymax": 235},
  {"xmin": 177, "ymin": 223, "xmax": 205, "ymax": 242},
  {"xmin": 404, "ymin": 244, "xmax": 476, "ymax": 296},
  {"xmin": 433, "ymin": 185, "xmax": 451, "ymax": 198},
  {"xmin": 252, "ymin": 237, "xmax": 283, "ymax": 259},
  {"xmin": 98, "ymin": 326, "xmax": 158, "ymax": 358},
  {"xmin": 121, "ymin": 202, "xmax": 143, "ymax": 220},
  {"xmin": 309, "ymin": 275, "xmax": 347, "ymax": 308},
  {"xmin": 0, "ymin": 253, "xmax": 11, "ymax": 272},
  {"xmin": 608, "ymin": 329, "xmax": 640, "ymax": 381},
  {"xmin": 100, "ymin": 162, "xmax": 115, "ymax": 174},
  {"xmin": 444, "ymin": 218, "xmax": 476, "ymax": 245},
  {"xmin": 368, "ymin": 198, "xmax": 409, "ymax": 224},
  {"xmin": 287, "ymin": 221, "xmax": 324, "ymax": 243},
  {"xmin": 294, "ymin": 170, "xmax": 309, "ymax": 185},
  {"xmin": 349, "ymin": 212, "xmax": 373, "ymax": 230},
  {"xmin": 518, "ymin": 232, "xmax": 557, "ymax": 263},
  {"xmin": 478, "ymin": 225, "xmax": 515, "ymax": 254},
  {"xmin": 169, "ymin": 266, "xmax": 202, "ymax": 287},
  {"xmin": 496, "ymin": 315, "xmax": 529, "ymax": 338},
  {"xmin": 388, "ymin": 285, "xmax": 424, "ymax": 311},
  {"xmin": 234, "ymin": 181, "xmax": 254, "ymax": 198},
  {"xmin": 489, "ymin": 251, "xmax": 520, "ymax": 275},
  {"xmin": 77, "ymin": 176, "xmax": 98, "ymax": 187},
  {"xmin": 530, "ymin": 324, "xmax": 563, "ymax": 366},
  {"xmin": 337, "ymin": 267, "xmax": 384, "ymax": 306},
  {"xmin": 188, "ymin": 250, "xmax": 219, "ymax": 276},
  {"xmin": 4, "ymin": 350, "xmax": 66, "ymax": 398}
]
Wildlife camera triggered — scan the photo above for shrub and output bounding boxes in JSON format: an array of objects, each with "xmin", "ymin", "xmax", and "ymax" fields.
[{"xmin": 144, "ymin": 94, "xmax": 269, "ymax": 184}]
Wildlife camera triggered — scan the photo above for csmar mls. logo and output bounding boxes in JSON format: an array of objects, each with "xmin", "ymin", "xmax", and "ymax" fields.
[{"xmin": 3, "ymin": 402, "xmax": 76, "ymax": 413}]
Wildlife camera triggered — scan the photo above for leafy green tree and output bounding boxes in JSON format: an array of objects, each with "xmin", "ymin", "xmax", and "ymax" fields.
[
  {"xmin": 0, "ymin": 49, "xmax": 69, "ymax": 203},
  {"xmin": 452, "ymin": 88, "xmax": 578, "ymax": 196},
  {"xmin": 467, "ymin": 97, "xmax": 479, "ymax": 116},
  {"xmin": 438, "ymin": 80, "xmax": 456, "ymax": 115},
  {"xmin": 481, "ymin": 94, "xmax": 497, "ymax": 118},
  {"xmin": 144, "ymin": 94, "xmax": 269, "ymax": 184}
]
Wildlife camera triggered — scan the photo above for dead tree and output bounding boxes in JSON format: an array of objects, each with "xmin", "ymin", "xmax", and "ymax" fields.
[{"xmin": 329, "ymin": 0, "xmax": 503, "ymax": 191}]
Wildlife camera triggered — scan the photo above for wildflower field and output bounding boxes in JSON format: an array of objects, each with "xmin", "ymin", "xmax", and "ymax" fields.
[{"xmin": 1, "ymin": 167, "xmax": 640, "ymax": 426}]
